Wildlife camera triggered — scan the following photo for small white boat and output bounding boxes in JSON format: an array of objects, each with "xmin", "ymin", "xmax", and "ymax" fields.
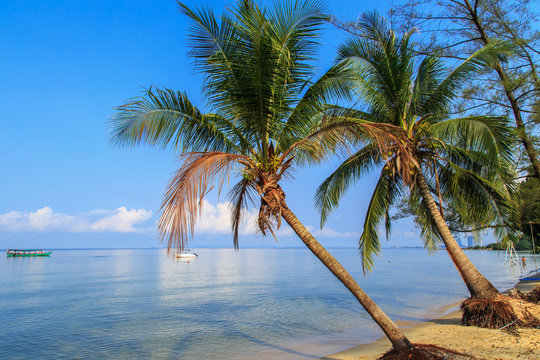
[{"xmin": 176, "ymin": 249, "xmax": 198, "ymax": 258}]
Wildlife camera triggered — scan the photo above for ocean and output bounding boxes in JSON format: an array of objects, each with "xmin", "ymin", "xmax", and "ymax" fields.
[{"xmin": 0, "ymin": 248, "xmax": 534, "ymax": 359}]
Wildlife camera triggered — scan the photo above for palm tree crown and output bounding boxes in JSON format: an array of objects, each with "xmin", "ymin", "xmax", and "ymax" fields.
[
  {"xmin": 112, "ymin": 0, "xmax": 354, "ymax": 251},
  {"xmin": 316, "ymin": 13, "xmax": 515, "ymax": 275}
]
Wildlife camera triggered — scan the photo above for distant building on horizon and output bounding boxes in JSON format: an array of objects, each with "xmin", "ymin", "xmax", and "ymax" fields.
[{"xmin": 467, "ymin": 236, "xmax": 474, "ymax": 248}]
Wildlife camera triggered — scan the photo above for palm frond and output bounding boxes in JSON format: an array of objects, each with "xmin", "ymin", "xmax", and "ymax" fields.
[
  {"xmin": 276, "ymin": 60, "xmax": 355, "ymax": 153},
  {"xmin": 159, "ymin": 152, "xmax": 249, "ymax": 253},
  {"xmin": 315, "ymin": 144, "xmax": 382, "ymax": 225},
  {"xmin": 435, "ymin": 158, "xmax": 515, "ymax": 241},
  {"xmin": 429, "ymin": 115, "xmax": 513, "ymax": 165},
  {"xmin": 410, "ymin": 56, "xmax": 445, "ymax": 121},
  {"xmin": 111, "ymin": 88, "xmax": 245, "ymax": 153},
  {"xmin": 359, "ymin": 166, "xmax": 401, "ymax": 273},
  {"xmin": 419, "ymin": 42, "xmax": 512, "ymax": 114},
  {"xmin": 337, "ymin": 12, "xmax": 415, "ymax": 127},
  {"xmin": 408, "ymin": 185, "xmax": 443, "ymax": 250},
  {"xmin": 229, "ymin": 177, "xmax": 257, "ymax": 249}
]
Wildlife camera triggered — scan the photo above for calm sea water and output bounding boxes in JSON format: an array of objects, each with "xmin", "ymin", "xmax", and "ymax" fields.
[{"xmin": 0, "ymin": 248, "xmax": 534, "ymax": 359}]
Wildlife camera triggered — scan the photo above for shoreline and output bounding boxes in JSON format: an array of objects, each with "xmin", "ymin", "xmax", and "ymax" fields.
[{"xmin": 322, "ymin": 269, "xmax": 540, "ymax": 360}]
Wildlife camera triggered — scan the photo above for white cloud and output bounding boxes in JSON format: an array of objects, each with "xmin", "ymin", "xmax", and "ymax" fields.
[
  {"xmin": 0, "ymin": 202, "xmax": 360, "ymax": 240},
  {"xmin": 306, "ymin": 225, "xmax": 361, "ymax": 238},
  {"xmin": 90, "ymin": 207, "xmax": 153, "ymax": 232},
  {"xmin": 193, "ymin": 201, "xmax": 360, "ymax": 239},
  {"xmin": 0, "ymin": 207, "xmax": 153, "ymax": 233},
  {"xmin": 194, "ymin": 200, "xmax": 258, "ymax": 235}
]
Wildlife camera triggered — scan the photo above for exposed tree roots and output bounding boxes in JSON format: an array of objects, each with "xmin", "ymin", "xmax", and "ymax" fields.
[
  {"xmin": 378, "ymin": 344, "xmax": 475, "ymax": 360},
  {"xmin": 461, "ymin": 294, "xmax": 540, "ymax": 330}
]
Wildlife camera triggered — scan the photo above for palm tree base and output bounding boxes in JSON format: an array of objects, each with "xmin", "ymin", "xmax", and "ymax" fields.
[
  {"xmin": 378, "ymin": 344, "xmax": 474, "ymax": 360},
  {"xmin": 461, "ymin": 294, "xmax": 540, "ymax": 329}
]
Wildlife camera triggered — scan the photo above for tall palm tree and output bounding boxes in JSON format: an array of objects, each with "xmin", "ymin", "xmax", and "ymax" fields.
[
  {"xmin": 316, "ymin": 13, "xmax": 515, "ymax": 300},
  {"xmin": 111, "ymin": 0, "xmax": 415, "ymax": 353}
]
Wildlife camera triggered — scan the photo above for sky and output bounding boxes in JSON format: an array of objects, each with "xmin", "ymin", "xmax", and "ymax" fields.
[{"xmin": 0, "ymin": 0, "xmax": 481, "ymax": 250}]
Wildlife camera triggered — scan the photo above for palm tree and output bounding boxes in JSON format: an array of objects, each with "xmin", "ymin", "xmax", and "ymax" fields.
[
  {"xmin": 316, "ymin": 13, "xmax": 515, "ymax": 300},
  {"xmin": 111, "ymin": 0, "xmax": 416, "ymax": 354}
]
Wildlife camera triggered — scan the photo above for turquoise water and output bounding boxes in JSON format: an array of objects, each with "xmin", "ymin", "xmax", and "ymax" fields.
[{"xmin": 0, "ymin": 248, "xmax": 533, "ymax": 359}]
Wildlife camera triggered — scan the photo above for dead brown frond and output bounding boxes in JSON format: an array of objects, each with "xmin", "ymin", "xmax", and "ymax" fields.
[
  {"xmin": 524, "ymin": 286, "xmax": 540, "ymax": 304},
  {"xmin": 378, "ymin": 343, "xmax": 475, "ymax": 360},
  {"xmin": 506, "ymin": 288, "xmax": 527, "ymax": 300},
  {"xmin": 461, "ymin": 295, "xmax": 540, "ymax": 330},
  {"xmin": 159, "ymin": 151, "xmax": 249, "ymax": 255},
  {"xmin": 229, "ymin": 178, "xmax": 257, "ymax": 249}
]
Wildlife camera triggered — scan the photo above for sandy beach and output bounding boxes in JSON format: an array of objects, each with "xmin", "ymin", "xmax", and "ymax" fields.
[{"xmin": 323, "ymin": 272, "xmax": 540, "ymax": 360}]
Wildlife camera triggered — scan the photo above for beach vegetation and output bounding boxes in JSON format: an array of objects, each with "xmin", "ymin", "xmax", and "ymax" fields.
[
  {"xmin": 316, "ymin": 12, "xmax": 540, "ymax": 331},
  {"xmin": 518, "ymin": 175, "xmax": 540, "ymax": 240},
  {"xmin": 388, "ymin": 0, "xmax": 540, "ymax": 181},
  {"xmin": 111, "ymin": 0, "xmax": 420, "ymax": 354},
  {"xmin": 316, "ymin": 12, "xmax": 512, "ymax": 300}
]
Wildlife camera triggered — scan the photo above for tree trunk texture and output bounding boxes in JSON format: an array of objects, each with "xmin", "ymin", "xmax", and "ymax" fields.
[
  {"xmin": 417, "ymin": 172, "xmax": 499, "ymax": 299},
  {"xmin": 279, "ymin": 199, "xmax": 412, "ymax": 351},
  {"xmin": 463, "ymin": 0, "xmax": 540, "ymax": 180}
]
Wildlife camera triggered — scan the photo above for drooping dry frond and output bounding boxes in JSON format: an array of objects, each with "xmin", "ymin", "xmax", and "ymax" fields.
[
  {"xmin": 229, "ymin": 177, "xmax": 257, "ymax": 249},
  {"xmin": 159, "ymin": 152, "xmax": 249, "ymax": 254}
]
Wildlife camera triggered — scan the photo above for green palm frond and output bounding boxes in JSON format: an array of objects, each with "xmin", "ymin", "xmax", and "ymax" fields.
[
  {"xmin": 276, "ymin": 60, "xmax": 356, "ymax": 153},
  {"xmin": 436, "ymin": 158, "xmax": 514, "ymax": 232},
  {"xmin": 410, "ymin": 56, "xmax": 445, "ymax": 121},
  {"xmin": 429, "ymin": 116, "xmax": 513, "ymax": 165},
  {"xmin": 337, "ymin": 12, "xmax": 415, "ymax": 127},
  {"xmin": 111, "ymin": 88, "xmax": 245, "ymax": 153},
  {"xmin": 178, "ymin": 0, "xmax": 330, "ymax": 163},
  {"xmin": 405, "ymin": 183, "xmax": 443, "ymax": 250},
  {"xmin": 316, "ymin": 144, "xmax": 382, "ymax": 225},
  {"xmin": 359, "ymin": 166, "xmax": 401, "ymax": 273},
  {"xmin": 269, "ymin": 0, "xmax": 328, "ymax": 63},
  {"xmin": 419, "ymin": 42, "xmax": 511, "ymax": 115},
  {"xmin": 323, "ymin": 11, "xmax": 516, "ymax": 259}
]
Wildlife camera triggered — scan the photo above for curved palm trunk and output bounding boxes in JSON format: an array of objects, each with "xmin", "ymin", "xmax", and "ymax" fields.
[
  {"xmin": 279, "ymin": 199, "xmax": 412, "ymax": 351},
  {"xmin": 416, "ymin": 172, "xmax": 499, "ymax": 299}
]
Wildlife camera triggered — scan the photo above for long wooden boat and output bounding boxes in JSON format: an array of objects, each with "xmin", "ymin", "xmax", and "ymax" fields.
[{"xmin": 6, "ymin": 249, "xmax": 52, "ymax": 257}]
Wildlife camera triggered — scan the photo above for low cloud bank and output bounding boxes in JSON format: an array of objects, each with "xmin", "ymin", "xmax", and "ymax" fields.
[
  {"xmin": 0, "ymin": 202, "xmax": 358, "ymax": 239},
  {"xmin": 0, "ymin": 207, "xmax": 153, "ymax": 233}
]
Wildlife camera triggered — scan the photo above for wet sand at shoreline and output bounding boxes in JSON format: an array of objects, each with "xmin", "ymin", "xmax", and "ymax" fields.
[
  {"xmin": 323, "ymin": 272, "xmax": 540, "ymax": 360},
  {"xmin": 322, "ymin": 308, "xmax": 539, "ymax": 360}
]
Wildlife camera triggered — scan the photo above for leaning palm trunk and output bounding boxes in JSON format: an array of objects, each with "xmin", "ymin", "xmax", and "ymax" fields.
[
  {"xmin": 416, "ymin": 172, "xmax": 499, "ymax": 299},
  {"xmin": 278, "ymin": 195, "xmax": 412, "ymax": 350}
]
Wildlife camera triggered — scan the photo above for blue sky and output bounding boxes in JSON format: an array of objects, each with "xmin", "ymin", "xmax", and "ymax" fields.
[{"xmin": 0, "ymin": 0, "xmax": 467, "ymax": 250}]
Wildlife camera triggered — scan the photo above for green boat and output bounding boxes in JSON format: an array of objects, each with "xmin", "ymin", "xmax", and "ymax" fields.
[{"xmin": 6, "ymin": 249, "xmax": 52, "ymax": 257}]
